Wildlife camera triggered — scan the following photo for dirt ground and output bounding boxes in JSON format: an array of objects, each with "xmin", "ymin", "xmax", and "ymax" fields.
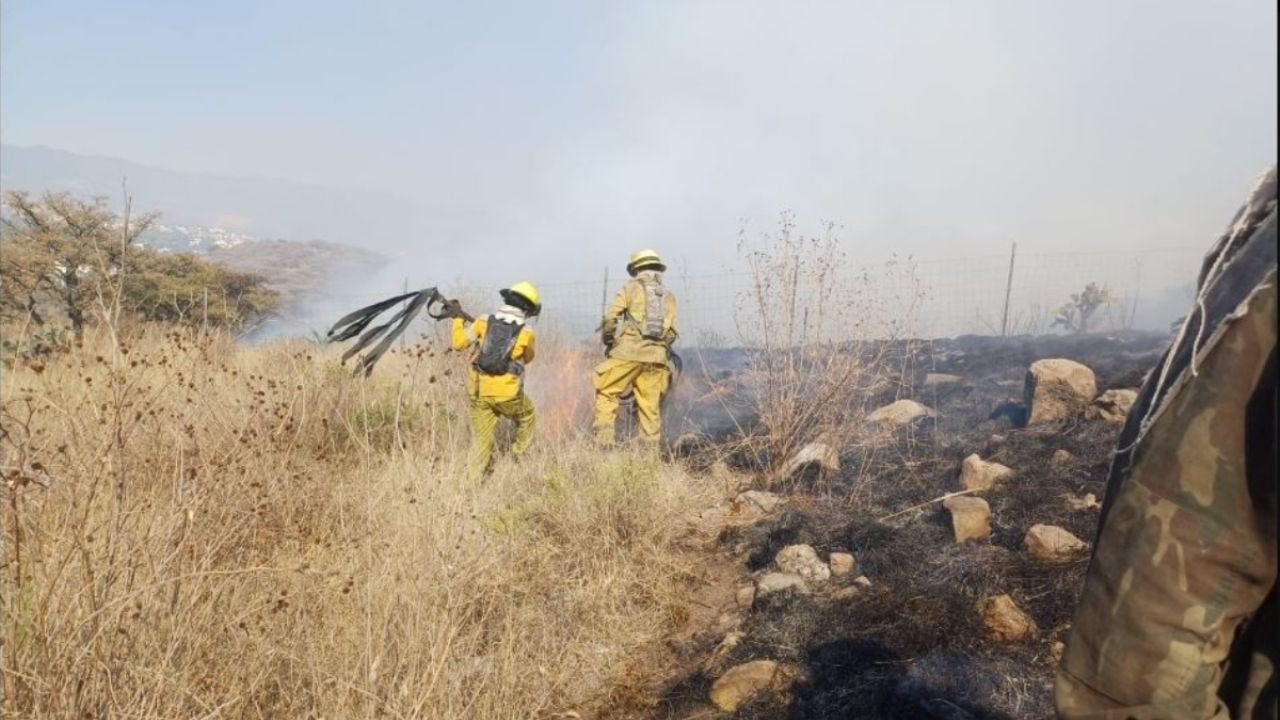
[{"xmin": 608, "ymin": 331, "xmax": 1169, "ymax": 720}]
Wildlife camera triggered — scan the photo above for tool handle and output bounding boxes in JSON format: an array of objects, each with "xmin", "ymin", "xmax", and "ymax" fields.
[{"xmin": 426, "ymin": 294, "xmax": 474, "ymax": 323}]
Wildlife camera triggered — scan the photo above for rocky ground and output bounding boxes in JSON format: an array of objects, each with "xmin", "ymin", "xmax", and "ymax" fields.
[{"xmin": 603, "ymin": 331, "xmax": 1170, "ymax": 720}]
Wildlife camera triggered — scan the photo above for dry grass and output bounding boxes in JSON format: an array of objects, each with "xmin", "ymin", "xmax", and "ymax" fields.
[{"xmin": 0, "ymin": 325, "xmax": 716, "ymax": 719}]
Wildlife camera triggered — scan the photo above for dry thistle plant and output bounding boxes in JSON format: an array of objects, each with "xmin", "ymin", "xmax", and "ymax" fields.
[{"xmin": 730, "ymin": 214, "xmax": 925, "ymax": 483}]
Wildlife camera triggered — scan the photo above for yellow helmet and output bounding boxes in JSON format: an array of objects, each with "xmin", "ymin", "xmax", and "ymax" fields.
[
  {"xmin": 501, "ymin": 280, "xmax": 541, "ymax": 315},
  {"xmin": 627, "ymin": 248, "xmax": 666, "ymax": 276}
]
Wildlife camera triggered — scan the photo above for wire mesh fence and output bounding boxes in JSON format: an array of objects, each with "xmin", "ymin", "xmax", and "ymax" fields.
[{"xmin": 276, "ymin": 246, "xmax": 1206, "ymax": 344}]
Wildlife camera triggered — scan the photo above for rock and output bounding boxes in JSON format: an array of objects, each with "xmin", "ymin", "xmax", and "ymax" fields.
[
  {"xmin": 943, "ymin": 495, "xmax": 992, "ymax": 543},
  {"xmin": 713, "ymin": 612, "xmax": 740, "ymax": 634},
  {"xmin": 1089, "ymin": 388, "xmax": 1139, "ymax": 423},
  {"xmin": 833, "ymin": 586, "xmax": 862, "ymax": 601},
  {"xmin": 853, "ymin": 575, "xmax": 872, "ymax": 589},
  {"xmin": 709, "ymin": 660, "xmax": 787, "ymax": 712},
  {"xmin": 756, "ymin": 572, "xmax": 809, "ymax": 597},
  {"xmin": 828, "ymin": 552, "xmax": 856, "ymax": 576},
  {"xmin": 735, "ymin": 585, "xmax": 756, "ymax": 610},
  {"xmin": 986, "ymin": 434, "xmax": 1007, "ymax": 453},
  {"xmin": 1050, "ymin": 641, "xmax": 1066, "ymax": 664},
  {"xmin": 977, "ymin": 594, "xmax": 1038, "ymax": 641},
  {"xmin": 782, "ymin": 443, "xmax": 839, "ymax": 479},
  {"xmin": 1050, "ymin": 449, "xmax": 1074, "ymax": 466},
  {"xmin": 775, "ymin": 544, "xmax": 831, "ymax": 584},
  {"xmin": 705, "ymin": 631, "xmax": 746, "ymax": 671},
  {"xmin": 729, "ymin": 490, "xmax": 784, "ymax": 523},
  {"xmin": 1025, "ymin": 524, "xmax": 1088, "ymax": 561},
  {"xmin": 1064, "ymin": 493, "xmax": 1100, "ymax": 511},
  {"xmin": 958, "ymin": 453, "xmax": 1015, "ymax": 491},
  {"xmin": 736, "ymin": 490, "xmax": 783, "ymax": 514},
  {"xmin": 1025, "ymin": 359, "xmax": 1098, "ymax": 425},
  {"xmin": 866, "ymin": 399, "xmax": 937, "ymax": 429},
  {"xmin": 924, "ymin": 372, "xmax": 962, "ymax": 386}
]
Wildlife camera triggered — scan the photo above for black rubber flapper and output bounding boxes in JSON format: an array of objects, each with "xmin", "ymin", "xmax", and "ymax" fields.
[{"xmin": 326, "ymin": 287, "xmax": 460, "ymax": 376}]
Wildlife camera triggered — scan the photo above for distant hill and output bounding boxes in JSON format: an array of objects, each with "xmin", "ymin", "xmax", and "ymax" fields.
[
  {"xmin": 139, "ymin": 223, "xmax": 259, "ymax": 253},
  {"xmin": 209, "ymin": 239, "xmax": 387, "ymax": 306},
  {"xmin": 0, "ymin": 144, "xmax": 427, "ymax": 250}
]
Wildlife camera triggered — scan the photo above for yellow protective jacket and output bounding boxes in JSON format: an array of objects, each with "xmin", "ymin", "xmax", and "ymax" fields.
[
  {"xmin": 451, "ymin": 314, "xmax": 536, "ymax": 399},
  {"xmin": 601, "ymin": 275, "xmax": 678, "ymax": 365}
]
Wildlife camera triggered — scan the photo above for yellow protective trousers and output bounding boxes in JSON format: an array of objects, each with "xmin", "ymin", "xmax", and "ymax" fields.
[
  {"xmin": 592, "ymin": 357, "xmax": 670, "ymax": 444},
  {"xmin": 468, "ymin": 393, "xmax": 536, "ymax": 478}
]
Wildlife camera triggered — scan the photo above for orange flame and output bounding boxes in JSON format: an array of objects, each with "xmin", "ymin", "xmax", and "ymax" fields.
[{"xmin": 524, "ymin": 343, "xmax": 598, "ymax": 440}]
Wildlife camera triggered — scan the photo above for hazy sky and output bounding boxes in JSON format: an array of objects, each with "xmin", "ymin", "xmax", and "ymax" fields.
[{"xmin": 3, "ymin": 0, "xmax": 1277, "ymax": 284}]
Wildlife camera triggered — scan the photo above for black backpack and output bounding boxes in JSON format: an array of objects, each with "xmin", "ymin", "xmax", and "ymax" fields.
[{"xmin": 474, "ymin": 316, "xmax": 522, "ymax": 375}]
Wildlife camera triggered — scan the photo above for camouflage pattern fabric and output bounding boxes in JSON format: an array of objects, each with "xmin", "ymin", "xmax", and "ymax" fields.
[{"xmin": 1055, "ymin": 166, "xmax": 1278, "ymax": 720}]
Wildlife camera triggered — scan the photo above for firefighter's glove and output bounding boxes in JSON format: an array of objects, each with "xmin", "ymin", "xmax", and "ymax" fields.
[{"xmin": 441, "ymin": 299, "xmax": 464, "ymax": 319}]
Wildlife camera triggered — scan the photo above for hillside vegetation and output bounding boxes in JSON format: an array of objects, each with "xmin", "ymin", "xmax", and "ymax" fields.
[{"xmin": 1, "ymin": 192, "xmax": 280, "ymax": 343}]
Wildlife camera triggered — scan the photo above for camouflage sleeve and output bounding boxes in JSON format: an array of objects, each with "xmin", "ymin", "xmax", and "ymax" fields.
[{"xmin": 1054, "ymin": 280, "xmax": 1277, "ymax": 719}]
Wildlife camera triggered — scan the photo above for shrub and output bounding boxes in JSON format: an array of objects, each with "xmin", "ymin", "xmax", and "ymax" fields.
[
  {"xmin": 123, "ymin": 251, "xmax": 280, "ymax": 330},
  {"xmin": 1052, "ymin": 282, "xmax": 1115, "ymax": 334}
]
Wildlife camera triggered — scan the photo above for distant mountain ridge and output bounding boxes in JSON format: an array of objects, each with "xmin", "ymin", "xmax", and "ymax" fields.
[
  {"xmin": 0, "ymin": 144, "xmax": 426, "ymax": 250},
  {"xmin": 1, "ymin": 145, "xmax": 394, "ymax": 328}
]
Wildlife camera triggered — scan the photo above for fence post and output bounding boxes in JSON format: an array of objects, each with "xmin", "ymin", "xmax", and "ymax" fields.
[
  {"xmin": 1000, "ymin": 242, "xmax": 1017, "ymax": 337},
  {"xmin": 599, "ymin": 266, "xmax": 609, "ymax": 320}
]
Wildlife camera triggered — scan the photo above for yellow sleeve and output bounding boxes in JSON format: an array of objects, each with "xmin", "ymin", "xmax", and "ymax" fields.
[
  {"xmin": 516, "ymin": 327, "xmax": 536, "ymax": 364},
  {"xmin": 452, "ymin": 316, "xmax": 485, "ymax": 351},
  {"xmin": 601, "ymin": 283, "xmax": 631, "ymax": 339}
]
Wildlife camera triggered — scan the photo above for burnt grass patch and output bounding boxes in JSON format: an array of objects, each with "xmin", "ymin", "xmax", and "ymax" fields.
[{"xmin": 659, "ymin": 332, "xmax": 1167, "ymax": 719}]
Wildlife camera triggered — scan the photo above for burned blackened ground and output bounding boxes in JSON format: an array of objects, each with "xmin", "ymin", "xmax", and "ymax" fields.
[
  {"xmin": 649, "ymin": 332, "xmax": 1168, "ymax": 720},
  {"xmin": 663, "ymin": 333, "xmax": 1163, "ymax": 445}
]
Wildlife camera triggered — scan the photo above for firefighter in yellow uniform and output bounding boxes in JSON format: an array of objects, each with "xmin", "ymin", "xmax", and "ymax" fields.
[
  {"xmin": 450, "ymin": 282, "xmax": 540, "ymax": 478},
  {"xmin": 593, "ymin": 250, "xmax": 678, "ymax": 446}
]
